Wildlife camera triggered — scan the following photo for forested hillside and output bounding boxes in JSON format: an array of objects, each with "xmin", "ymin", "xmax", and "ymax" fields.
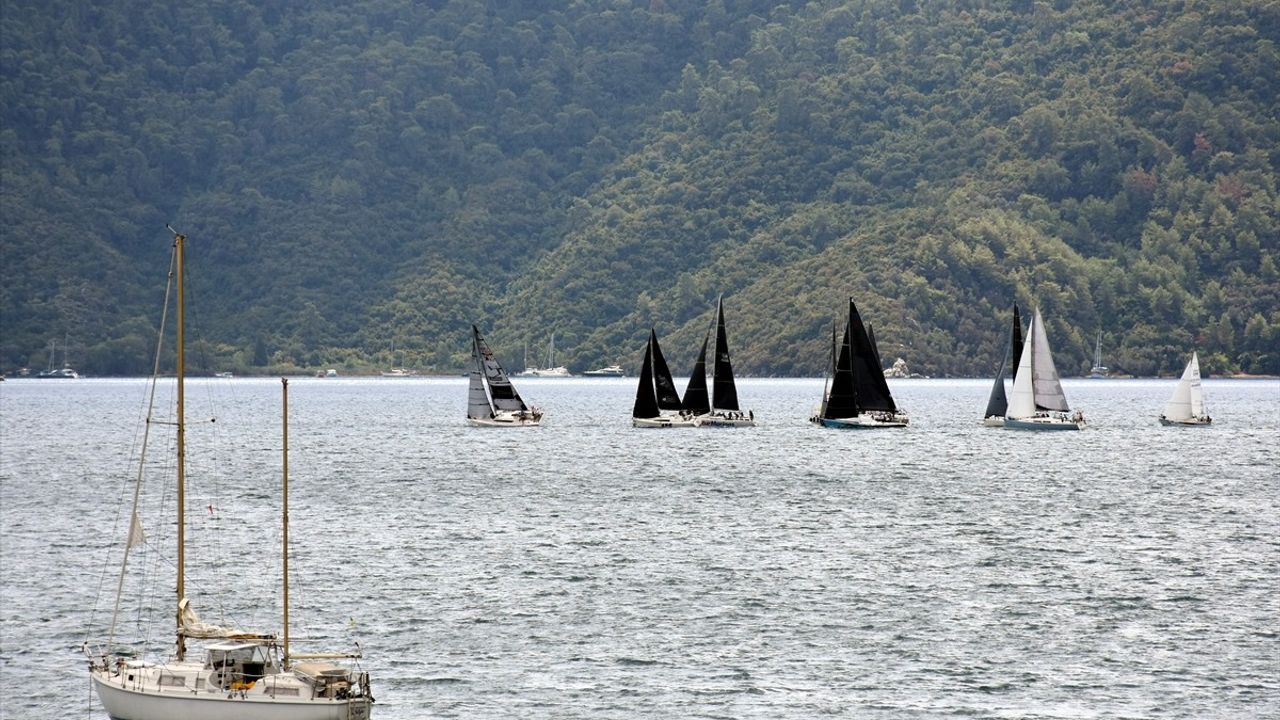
[{"xmin": 3, "ymin": 0, "xmax": 1277, "ymax": 377}]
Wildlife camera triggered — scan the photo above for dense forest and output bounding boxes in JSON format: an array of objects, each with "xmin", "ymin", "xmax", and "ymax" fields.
[{"xmin": 2, "ymin": 0, "xmax": 1277, "ymax": 377}]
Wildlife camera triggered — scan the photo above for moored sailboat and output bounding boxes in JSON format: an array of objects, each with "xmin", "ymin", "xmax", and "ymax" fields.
[
  {"xmin": 1159, "ymin": 352, "xmax": 1212, "ymax": 426},
  {"xmin": 86, "ymin": 228, "xmax": 373, "ymax": 720},
  {"xmin": 810, "ymin": 297, "xmax": 908, "ymax": 428},
  {"xmin": 693, "ymin": 296, "xmax": 755, "ymax": 427},
  {"xmin": 468, "ymin": 325, "xmax": 543, "ymax": 426},
  {"xmin": 982, "ymin": 304, "xmax": 1023, "ymax": 427},
  {"xmin": 632, "ymin": 329, "xmax": 697, "ymax": 428},
  {"xmin": 1004, "ymin": 307, "xmax": 1086, "ymax": 431}
]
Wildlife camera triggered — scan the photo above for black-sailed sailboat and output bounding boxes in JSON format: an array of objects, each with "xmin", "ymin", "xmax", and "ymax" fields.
[
  {"xmin": 632, "ymin": 329, "xmax": 697, "ymax": 428},
  {"xmin": 694, "ymin": 295, "xmax": 756, "ymax": 427},
  {"xmin": 982, "ymin": 303, "xmax": 1022, "ymax": 427},
  {"xmin": 810, "ymin": 297, "xmax": 908, "ymax": 428}
]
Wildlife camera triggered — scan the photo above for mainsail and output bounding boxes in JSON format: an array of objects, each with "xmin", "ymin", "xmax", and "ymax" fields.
[
  {"xmin": 1163, "ymin": 352, "xmax": 1205, "ymax": 421},
  {"xmin": 821, "ymin": 314, "xmax": 859, "ymax": 419},
  {"xmin": 632, "ymin": 336, "xmax": 659, "ymax": 420},
  {"xmin": 1007, "ymin": 308, "xmax": 1069, "ymax": 418},
  {"xmin": 711, "ymin": 296, "xmax": 740, "ymax": 411},
  {"xmin": 649, "ymin": 329, "xmax": 683, "ymax": 411},
  {"xmin": 470, "ymin": 325, "xmax": 528, "ymax": 419},
  {"xmin": 682, "ymin": 329, "xmax": 711, "ymax": 416}
]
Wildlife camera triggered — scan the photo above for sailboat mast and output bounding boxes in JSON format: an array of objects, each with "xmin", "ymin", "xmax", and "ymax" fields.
[
  {"xmin": 281, "ymin": 378, "xmax": 291, "ymax": 667},
  {"xmin": 173, "ymin": 229, "xmax": 187, "ymax": 661}
]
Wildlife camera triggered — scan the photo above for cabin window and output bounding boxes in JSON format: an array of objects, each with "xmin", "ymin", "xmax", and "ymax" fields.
[
  {"xmin": 195, "ymin": 677, "xmax": 205, "ymax": 689},
  {"xmin": 159, "ymin": 675, "xmax": 186, "ymax": 687},
  {"xmin": 269, "ymin": 687, "xmax": 300, "ymax": 697}
]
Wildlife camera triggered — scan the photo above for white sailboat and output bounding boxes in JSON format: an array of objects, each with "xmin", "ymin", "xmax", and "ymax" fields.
[
  {"xmin": 1005, "ymin": 307, "xmax": 1086, "ymax": 431},
  {"xmin": 516, "ymin": 333, "xmax": 571, "ymax": 377},
  {"xmin": 1089, "ymin": 331, "xmax": 1108, "ymax": 378},
  {"xmin": 1159, "ymin": 352, "xmax": 1212, "ymax": 426},
  {"xmin": 468, "ymin": 324, "xmax": 543, "ymax": 426},
  {"xmin": 693, "ymin": 295, "xmax": 756, "ymax": 427},
  {"xmin": 86, "ymin": 228, "xmax": 374, "ymax": 720}
]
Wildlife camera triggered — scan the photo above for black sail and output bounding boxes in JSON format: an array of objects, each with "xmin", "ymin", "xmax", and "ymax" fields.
[
  {"xmin": 681, "ymin": 329, "xmax": 711, "ymax": 415},
  {"xmin": 848, "ymin": 298, "xmax": 897, "ymax": 412},
  {"xmin": 867, "ymin": 322, "xmax": 884, "ymax": 372},
  {"xmin": 632, "ymin": 336, "xmax": 659, "ymax": 419},
  {"xmin": 984, "ymin": 349, "xmax": 1009, "ymax": 418},
  {"xmin": 649, "ymin": 329, "xmax": 683, "ymax": 411},
  {"xmin": 822, "ymin": 315, "xmax": 859, "ymax": 419},
  {"xmin": 711, "ymin": 296, "xmax": 740, "ymax": 411}
]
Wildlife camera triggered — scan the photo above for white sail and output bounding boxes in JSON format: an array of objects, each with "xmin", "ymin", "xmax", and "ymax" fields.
[
  {"xmin": 1007, "ymin": 313, "xmax": 1037, "ymax": 419},
  {"xmin": 1029, "ymin": 308, "xmax": 1070, "ymax": 412},
  {"xmin": 1164, "ymin": 352, "xmax": 1204, "ymax": 421}
]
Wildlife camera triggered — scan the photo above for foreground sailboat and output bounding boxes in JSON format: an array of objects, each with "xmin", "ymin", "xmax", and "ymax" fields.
[
  {"xmin": 1005, "ymin": 307, "xmax": 1086, "ymax": 431},
  {"xmin": 632, "ymin": 329, "xmax": 697, "ymax": 428},
  {"xmin": 468, "ymin": 325, "xmax": 543, "ymax": 426},
  {"xmin": 693, "ymin": 296, "xmax": 756, "ymax": 427},
  {"xmin": 982, "ymin": 304, "xmax": 1023, "ymax": 427},
  {"xmin": 1159, "ymin": 352, "xmax": 1212, "ymax": 426},
  {"xmin": 811, "ymin": 298, "xmax": 908, "ymax": 428},
  {"xmin": 87, "ymin": 229, "xmax": 373, "ymax": 719}
]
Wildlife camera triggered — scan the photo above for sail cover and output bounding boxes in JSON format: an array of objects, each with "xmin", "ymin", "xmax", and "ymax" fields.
[
  {"xmin": 711, "ymin": 297, "xmax": 740, "ymax": 411},
  {"xmin": 822, "ymin": 315, "xmax": 859, "ymax": 419},
  {"xmin": 178, "ymin": 598, "xmax": 240, "ymax": 639},
  {"xmin": 1029, "ymin": 308, "xmax": 1069, "ymax": 412},
  {"xmin": 649, "ymin": 330, "xmax": 683, "ymax": 411},
  {"xmin": 632, "ymin": 336, "xmax": 659, "ymax": 419},
  {"xmin": 847, "ymin": 299, "xmax": 897, "ymax": 412},
  {"xmin": 682, "ymin": 330, "xmax": 711, "ymax": 415},
  {"xmin": 472, "ymin": 325, "xmax": 527, "ymax": 413}
]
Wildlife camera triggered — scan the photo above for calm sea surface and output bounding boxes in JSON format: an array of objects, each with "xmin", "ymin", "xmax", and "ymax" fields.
[{"xmin": 2, "ymin": 376, "xmax": 1277, "ymax": 719}]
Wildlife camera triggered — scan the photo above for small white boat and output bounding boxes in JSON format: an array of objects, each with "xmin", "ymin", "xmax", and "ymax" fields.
[
  {"xmin": 1159, "ymin": 352, "xmax": 1212, "ymax": 426},
  {"xmin": 1004, "ymin": 307, "xmax": 1086, "ymax": 431},
  {"xmin": 1089, "ymin": 331, "xmax": 1109, "ymax": 378},
  {"xmin": 380, "ymin": 367, "xmax": 416, "ymax": 377},
  {"xmin": 584, "ymin": 364, "xmax": 626, "ymax": 377},
  {"xmin": 214, "ymin": 371, "xmax": 234, "ymax": 378},
  {"xmin": 516, "ymin": 333, "xmax": 572, "ymax": 377},
  {"xmin": 468, "ymin": 325, "xmax": 542, "ymax": 427}
]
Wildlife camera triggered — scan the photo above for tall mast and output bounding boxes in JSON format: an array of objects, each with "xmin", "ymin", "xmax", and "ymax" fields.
[
  {"xmin": 281, "ymin": 378, "xmax": 291, "ymax": 667},
  {"xmin": 172, "ymin": 228, "xmax": 187, "ymax": 661}
]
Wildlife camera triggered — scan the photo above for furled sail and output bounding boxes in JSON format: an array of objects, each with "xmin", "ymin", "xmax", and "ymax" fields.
[
  {"xmin": 178, "ymin": 598, "xmax": 241, "ymax": 639},
  {"xmin": 632, "ymin": 336, "xmax": 659, "ymax": 419},
  {"xmin": 682, "ymin": 330, "xmax": 711, "ymax": 416},
  {"xmin": 649, "ymin": 330, "xmax": 683, "ymax": 411},
  {"xmin": 472, "ymin": 325, "xmax": 527, "ymax": 413},
  {"xmin": 847, "ymin": 299, "xmax": 897, "ymax": 412},
  {"xmin": 711, "ymin": 296, "xmax": 740, "ymax": 411}
]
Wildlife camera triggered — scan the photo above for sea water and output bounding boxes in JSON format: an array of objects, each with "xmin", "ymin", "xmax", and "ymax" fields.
[{"xmin": 1, "ymin": 377, "xmax": 1277, "ymax": 719}]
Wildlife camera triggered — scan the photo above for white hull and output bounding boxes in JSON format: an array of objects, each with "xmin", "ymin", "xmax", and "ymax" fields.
[
  {"xmin": 467, "ymin": 411, "xmax": 542, "ymax": 427},
  {"xmin": 812, "ymin": 412, "xmax": 909, "ymax": 429},
  {"xmin": 981, "ymin": 416, "xmax": 1005, "ymax": 427},
  {"xmin": 693, "ymin": 411, "xmax": 756, "ymax": 428},
  {"xmin": 91, "ymin": 667, "xmax": 370, "ymax": 720},
  {"xmin": 632, "ymin": 414, "xmax": 698, "ymax": 428},
  {"xmin": 1005, "ymin": 413, "xmax": 1085, "ymax": 431},
  {"xmin": 1159, "ymin": 415, "xmax": 1212, "ymax": 426}
]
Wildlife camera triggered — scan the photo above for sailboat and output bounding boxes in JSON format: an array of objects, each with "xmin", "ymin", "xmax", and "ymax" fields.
[
  {"xmin": 1089, "ymin": 331, "xmax": 1108, "ymax": 378},
  {"xmin": 1159, "ymin": 352, "xmax": 1212, "ymax": 426},
  {"xmin": 1004, "ymin": 307, "xmax": 1086, "ymax": 430},
  {"xmin": 86, "ymin": 228, "xmax": 374, "ymax": 719},
  {"xmin": 35, "ymin": 337, "xmax": 80, "ymax": 378},
  {"xmin": 982, "ymin": 304, "xmax": 1023, "ymax": 427},
  {"xmin": 468, "ymin": 324, "xmax": 543, "ymax": 426},
  {"xmin": 810, "ymin": 298, "xmax": 908, "ymax": 428},
  {"xmin": 632, "ymin": 329, "xmax": 697, "ymax": 428},
  {"xmin": 690, "ymin": 296, "xmax": 755, "ymax": 427},
  {"xmin": 516, "ymin": 333, "xmax": 571, "ymax": 377}
]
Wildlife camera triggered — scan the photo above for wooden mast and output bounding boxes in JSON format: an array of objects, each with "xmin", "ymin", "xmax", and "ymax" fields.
[
  {"xmin": 282, "ymin": 378, "xmax": 291, "ymax": 667},
  {"xmin": 173, "ymin": 229, "xmax": 187, "ymax": 662}
]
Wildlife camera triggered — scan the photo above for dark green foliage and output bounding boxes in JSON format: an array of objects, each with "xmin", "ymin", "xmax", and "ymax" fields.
[{"xmin": 2, "ymin": 0, "xmax": 1277, "ymax": 377}]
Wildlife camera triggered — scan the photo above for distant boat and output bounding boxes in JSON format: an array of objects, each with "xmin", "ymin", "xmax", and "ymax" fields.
[
  {"xmin": 517, "ymin": 333, "xmax": 571, "ymax": 377},
  {"xmin": 1159, "ymin": 352, "xmax": 1212, "ymax": 426},
  {"xmin": 583, "ymin": 364, "xmax": 625, "ymax": 378},
  {"xmin": 1005, "ymin": 308, "xmax": 1086, "ymax": 430},
  {"xmin": 982, "ymin": 304, "xmax": 1023, "ymax": 427},
  {"xmin": 87, "ymin": 228, "xmax": 373, "ymax": 719},
  {"xmin": 689, "ymin": 296, "xmax": 755, "ymax": 427},
  {"xmin": 214, "ymin": 371, "xmax": 234, "ymax": 379},
  {"xmin": 810, "ymin": 297, "xmax": 908, "ymax": 429},
  {"xmin": 632, "ymin": 330, "xmax": 697, "ymax": 428},
  {"xmin": 35, "ymin": 338, "xmax": 79, "ymax": 378},
  {"xmin": 1089, "ymin": 331, "xmax": 1108, "ymax": 378},
  {"xmin": 468, "ymin": 325, "xmax": 543, "ymax": 427},
  {"xmin": 380, "ymin": 367, "xmax": 416, "ymax": 377}
]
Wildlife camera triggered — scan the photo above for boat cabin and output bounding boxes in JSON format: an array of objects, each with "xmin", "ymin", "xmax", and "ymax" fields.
[
  {"xmin": 203, "ymin": 642, "xmax": 276, "ymax": 689},
  {"xmin": 292, "ymin": 662, "xmax": 357, "ymax": 699}
]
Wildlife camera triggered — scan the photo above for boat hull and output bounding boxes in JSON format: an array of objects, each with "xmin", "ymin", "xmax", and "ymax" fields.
[
  {"xmin": 467, "ymin": 413, "xmax": 542, "ymax": 427},
  {"xmin": 91, "ymin": 669, "xmax": 371, "ymax": 720},
  {"xmin": 693, "ymin": 411, "xmax": 756, "ymax": 428},
  {"xmin": 1159, "ymin": 416, "xmax": 1212, "ymax": 426},
  {"xmin": 812, "ymin": 413, "xmax": 909, "ymax": 429},
  {"xmin": 632, "ymin": 415, "xmax": 697, "ymax": 428},
  {"xmin": 1005, "ymin": 415, "xmax": 1085, "ymax": 431},
  {"xmin": 981, "ymin": 416, "xmax": 1005, "ymax": 427}
]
